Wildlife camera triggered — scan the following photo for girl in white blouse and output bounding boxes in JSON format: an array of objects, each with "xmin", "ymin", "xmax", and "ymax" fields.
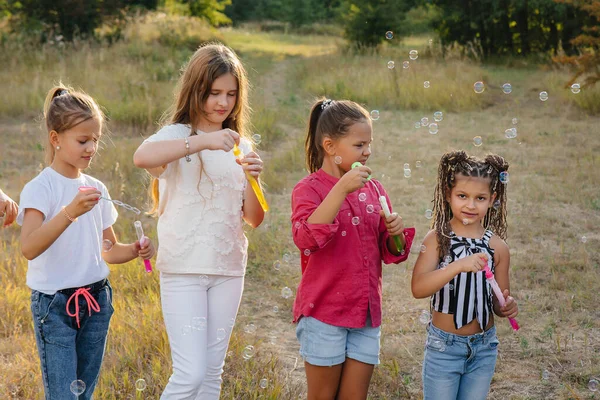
[{"xmin": 133, "ymin": 44, "xmax": 265, "ymax": 399}]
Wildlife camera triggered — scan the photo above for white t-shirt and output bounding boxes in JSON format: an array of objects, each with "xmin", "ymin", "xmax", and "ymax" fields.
[
  {"xmin": 17, "ymin": 167, "xmax": 118, "ymax": 294},
  {"xmin": 144, "ymin": 124, "xmax": 251, "ymax": 276}
]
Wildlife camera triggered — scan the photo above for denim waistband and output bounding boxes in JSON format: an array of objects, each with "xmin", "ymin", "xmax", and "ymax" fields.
[
  {"xmin": 57, "ymin": 279, "xmax": 108, "ymax": 297},
  {"xmin": 427, "ymin": 322, "xmax": 496, "ymax": 345}
]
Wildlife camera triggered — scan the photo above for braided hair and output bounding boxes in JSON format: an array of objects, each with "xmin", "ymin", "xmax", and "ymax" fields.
[{"xmin": 431, "ymin": 150, "xmax": 509, "ymax": 259}]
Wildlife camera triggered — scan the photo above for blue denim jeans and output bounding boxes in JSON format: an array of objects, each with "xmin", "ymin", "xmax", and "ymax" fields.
[
  {"xmin": 422, "ymin": 323, "xmax": 499, "ymax": 400},
  {"xmin": 31, "ymin": 281, "xmax": 114, "ymax": 400}
]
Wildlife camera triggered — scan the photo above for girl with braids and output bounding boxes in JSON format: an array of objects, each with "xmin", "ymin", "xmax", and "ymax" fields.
[
  {"xmin": 411, "ymin": 150, "xmax": 519, "ymax": 400},
  {"xmin": 291, "ymin": 98, "xmax": 415, "ymax": 400}
]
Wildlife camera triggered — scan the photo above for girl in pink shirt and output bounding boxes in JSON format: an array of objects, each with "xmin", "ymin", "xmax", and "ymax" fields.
[{"xmin": 291, "ymin": 98, "xmax": 416, "ymax": 399}]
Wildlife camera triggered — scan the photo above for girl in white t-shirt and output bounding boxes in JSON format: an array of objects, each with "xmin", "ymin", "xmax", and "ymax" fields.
[
  {"xmin": 134, "ymin": 43, "xmax": 265, "ymax": 399},
  {"xmin": 18, "ymin": 85, "xmax": 155, "ymax": 399}
]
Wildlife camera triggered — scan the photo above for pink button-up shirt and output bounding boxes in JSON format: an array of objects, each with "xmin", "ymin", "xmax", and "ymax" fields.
[{"xmin": 291, "ymin": 169, "xmax": 416, "ymax": 328}]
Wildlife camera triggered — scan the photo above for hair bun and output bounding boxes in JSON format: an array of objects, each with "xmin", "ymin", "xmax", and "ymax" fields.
[{"xmin": 485, "ymin": 154, "xmax": 509, "ymax": 172}]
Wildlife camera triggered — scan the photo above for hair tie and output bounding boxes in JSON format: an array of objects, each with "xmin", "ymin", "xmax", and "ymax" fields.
[
  {"xmin": 54, "ymin": 89, "xmax": 68, "ymax": 99},
  {"xmin": 321, "ymin": 99, "xmax": 333, "ymax": 110}
]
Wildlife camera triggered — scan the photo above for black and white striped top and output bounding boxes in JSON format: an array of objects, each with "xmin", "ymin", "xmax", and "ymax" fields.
[{"xmin": 431, "ymin": 230, "xmax": 495, "ymax": 330}]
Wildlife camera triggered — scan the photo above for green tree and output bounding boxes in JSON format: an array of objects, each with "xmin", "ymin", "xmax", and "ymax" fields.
[{"xmin": 187, "ymin": 0, "xmax": 232, "ymax": 26}]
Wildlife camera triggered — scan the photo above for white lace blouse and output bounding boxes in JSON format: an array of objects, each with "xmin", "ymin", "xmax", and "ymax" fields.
[{"xmin": 144, "ymin": 124, "xmax": 250, "ymax": 276}]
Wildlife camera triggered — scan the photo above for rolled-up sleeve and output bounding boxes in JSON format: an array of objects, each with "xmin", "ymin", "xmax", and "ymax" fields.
[
  {"xmin": 291, "ymin": 182, "xmax": 339, "ymax": 252},
  {"xmin": 376, "ymin": 182, "xmax": 416, "ymax": 264}
]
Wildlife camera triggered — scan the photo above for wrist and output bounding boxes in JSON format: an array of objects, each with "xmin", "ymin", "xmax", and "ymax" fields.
[{"xmin": 190, "ymin": 134, "xmax": 207, "ymax": 152}]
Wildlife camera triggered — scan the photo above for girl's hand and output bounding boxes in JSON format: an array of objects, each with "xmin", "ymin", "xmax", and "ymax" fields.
[
  {"xmin": 237, "ymin": 151, "xmax": 263, "ymax": 178},
  {"xmin": 499, "ymin": 289, "xmax": 518, "ymax": 319},
  {"xmin": 67, "ymin": 188, "xmax": 101, "ymax": 218},
  {"xmin": 456, "ymin": 253, "xmax": 488, "ymax": 274},
  {"xmin": 337, "ymin": 165, "xmax": 372, "ymax": 194},
  {"xmin": 380, "ymin": 211, "xmax": 404, "ymax": 236},
  {"xmin": 0, "ymin": 190, "xmax": 18, "ymax": 227},
  {"xmin": 202, "ymin": 129, "xmax": 240, "ymax": 152},
  {"xmin": 136, "ymin": 236, "xmax": 156, "ymax": 260}
]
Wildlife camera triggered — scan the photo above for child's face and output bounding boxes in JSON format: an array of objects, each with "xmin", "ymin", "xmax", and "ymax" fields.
[
  {"xmin": 200, "ymin": 72, "xmax": 238, "ymax": 127},
  {"xmin": 329, "ymin": 120, "xmax": 372, "ymax": 172},
  {"xmin": 447, "ymin": 174, "xmax": 496, "ymax": 225},
  {"xmin": 51, "ymin": 118, "xmax": 102, "ymax": 172}
]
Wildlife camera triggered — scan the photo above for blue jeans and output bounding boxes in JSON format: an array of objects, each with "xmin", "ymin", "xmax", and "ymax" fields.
[
  {"xmin": 422, "ymin": 323, "xmax": 499, "ymax": 400},
  {"xmin": 31, "ymin": 281, "xmax": 114, "ymax": 400}
]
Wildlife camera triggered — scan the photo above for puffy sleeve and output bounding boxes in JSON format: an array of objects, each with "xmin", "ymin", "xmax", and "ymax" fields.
[
  {"xmin": 375, "ymin": 181, "xmax": 416, "ymax": 264},
  {"xmin": 291, "ymin": 180, "xmax": 340, "ymax": 252}
]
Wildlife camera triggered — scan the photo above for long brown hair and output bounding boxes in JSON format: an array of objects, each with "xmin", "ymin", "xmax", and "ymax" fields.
[
  {"xmin": 149, "ymin": 43, "xmax": 251, "ymax": 215},
  {"xmin": 43, "ymin": 83, "xmax": 104, "ymax": 165},
  {"xmin": 431, "ymin": 150, "xmax": 509, "ymax": 259},
  {"xmin": 305, "ymin": 98, "xmax": 371, "ymax": 173}
]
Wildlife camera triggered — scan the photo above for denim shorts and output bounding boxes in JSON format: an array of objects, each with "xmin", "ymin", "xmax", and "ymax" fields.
[
  {"xmin": 296, "ymin": 316, "xmax": 381, "ymax": 366},
  {"xmin": 422, "ymin": 323, "xmax": 499, "ymax": 400}
]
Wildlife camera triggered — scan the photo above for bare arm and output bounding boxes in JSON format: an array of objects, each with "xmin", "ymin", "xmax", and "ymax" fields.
[
  {"xmin": 20, "ymin": 190, "xmax": 101, "ymax": 260},
  {"xmin": 489, "ymin": 236, "xmax": 517, "ymax": 318},
  {"xmin": 411, "ymin": 230, "xmax": 487, "ymax": 298},
  {"xmin": 101, "ymin": 226, "xmax": 155, "ymax": 265}
]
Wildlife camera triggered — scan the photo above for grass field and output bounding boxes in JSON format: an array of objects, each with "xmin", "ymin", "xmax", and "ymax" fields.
[{"xmin": 1, "ymin": 14, "xmax": 599, "ymax": 399}]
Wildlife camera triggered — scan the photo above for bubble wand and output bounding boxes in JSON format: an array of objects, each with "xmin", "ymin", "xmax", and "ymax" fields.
[
  {"xmin": 134, "ymin": 221, "xmax": 153, "ymax": 273},
  {"xmin": 351, "ymin": 162, "xmax": 403, "ymax": 252},
  {"xmin": 232, "ymin": 144, "xmax": 269, "ymax": 212},
  {"xmin": 483, "ymin": 260, "xmax": 519, "ymax": 331}
]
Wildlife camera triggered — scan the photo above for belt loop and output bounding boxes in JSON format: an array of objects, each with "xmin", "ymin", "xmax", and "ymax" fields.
[{"xmin": 446, "ymin": 333, "xmax": 454, "ymax": 346}]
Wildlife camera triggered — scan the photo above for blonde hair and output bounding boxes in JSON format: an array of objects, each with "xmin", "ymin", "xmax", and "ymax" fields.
[
  {"xmin": 43, "ymin": 84, "xmax": 104, "ymax": 165},
  {"xmin": 431, "ymin": 150, "xmax": 510, "ymax": 259},
  {"xmin": 305, "ymin": 98, "xmax": 371, "ymax": 173},
  {"xmin": 149, "ymin": 43, "xmax": 251, "ymax": 215}
]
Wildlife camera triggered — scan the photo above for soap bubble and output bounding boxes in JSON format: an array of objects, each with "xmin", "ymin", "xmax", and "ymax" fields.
[
  {"xmin": 473, "ymin": 136, "xmax": 483, "ymax": 146},
  {"xmin": 409, "ymin": 50, "xmax": 418, "ymax": 60},
  {"xmin": 281, "ymin": 287, "xmax": 293, "ymax": 299},
  {"xmin": 135, "ymin": 379, "xmax": 147, "ymax": 391},
  {"xmin": 402, "ymin": 61, "xmax": 410, "ymax": 69},
  {"xmin": 244, "ymin": 323, "xmax": 256, "ymax": 334},
  {"xmin": 273, "ymin": 306, "xmax": 279, "ymax": 313},
  {"xmin": 493, "ymin": 200, "xmax": 501, "ymax": 210},
  {"xmin": 341, "ymin": 231, "xmax": 347, "ymax": 237},
  {"xmin": 420, "ymin": 245, "xmax": 427, "ymax": 253},
  {"xmin": 304, "ymin": 249, "xmax": 311, "ymax": 256},
  {"xmin": 581, "ymin": 236, "xmax": 587, "ymax": 244},
  {"xmin": 499, "ymin": 171, "xmax": 509, "ymax": 183},
  {"xmin": 182, "ymin": 325, "xmax": 192, "ymax": 335},
  {"xmin": 102, "ymin": 239, "xmax": 113, "ymax": 252},
  {"xmin": 505, "ymin": 128, "xmax": 517, "ymax": 139},
  {"xmin": 403, "ymin": 163, "xmax": 410, "ymax": 169},
  {"xmin": 351, "ymin": 217, "xmax": 360, "ymax": 225},
  {"xmin": 419, "ymin": 310, "xmax": 431, "ymax": 324},
  {"xmin": 414, "ymin": 121, "xmax": 421, "ymax": 129},
  {"xmin": 366, "ymin": 204, "xmax": 375, "ymax": 213},
  {"xmin": 385, "ymin": 31, "xmax": 393, "ymax": 40},
  {"xmin": 502, "ymin": 83, "xmax": 512, "ymax": 94},
  {"xmin": 309, "ymin": 303, "xmax": 315, "ymax": 308},
  {"xmin": 387, "ymin": 61, "xmax": 395, "ymax": 69},
  {"xmin": 571, "ymin": 83, "xmax": 581, "ymax": 94},
  {"xmin": 589, "ymin": 378, "xmax": 598, "ymax": 391},
  {"xmin": 370, "ymin": 110, "xmax": 380, "ymax": 121},
  {"xmin": 444, "ymin": 255, "xmax": 453, "ymax": 264},
  {"xmin": 358, "ymin": 193, "xmax": 367, "ymax": 202},
  {"xmin": 512, "ymin": 118, "xmax": 518, "ymax": 125},
  {"xmin": 216, "ymin": 328, "xmax": 226, "ymax": 341},
  {"xmin": 70, "ymin": 380, "xmax": 86, "ymax": 395},
  {"xmin": 192, "ymin": 317, "xmax": 207, "ymax": 331},
  {"xmin": 416, "ymin": 161, "xmax": 422, "ymax": 168},
  {"xmin": 420, "ymin": 117, "xmax": 429, "ymax": 127},
  {"xmin": 473, "ymin": 81, "xmax": 485, "ymax": 93},
  {"xmin": 424, "ymin": 81, "xmax": 430, "ymax": 89},
  {"xmin": 429, "ymin": 123, "xmax": 439, "ymax": 135},
  {"xmin": 260, "ymin": 378, "xmax": 268, "ymax": 389},
  {"xmin": 539, "ymin": 91, "xmax": 549, "ymax": 101},
  {"xmin": 542, "ymin": 370, "xmax": 550, "ymax": 380},
  {"xmin": 433, "ymin": 111, "xmax": 443, "ymax": 122},
  {"xmin": 252, "ymin": 134, "xmax": 262, "ymax": 144},
  {"xmin": 199, "ymin": 275, "xmax": 209, "ymax": 286},
  {"xmin": 404, "ymin": 169, "xmax": 412, "ymax": 178},
  {"xmin": 242, "ymin": 345, "xmax": 255, "ymax": 360},
  {"xmin": 334, "ymin": 156, "xmax": 342, "ymax": 165},
  {"xmin": 273, "ymin": 260, "xmax": 281, "ymax": 270},
  {"xmin": 425, "ymin": 209, "xmax": 433, "ymax": 219}
]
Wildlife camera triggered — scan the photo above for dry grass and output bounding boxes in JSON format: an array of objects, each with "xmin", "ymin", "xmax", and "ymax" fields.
[{"xmin": 1, "ymin": 16, "xmax": 600, "ymax": 399}]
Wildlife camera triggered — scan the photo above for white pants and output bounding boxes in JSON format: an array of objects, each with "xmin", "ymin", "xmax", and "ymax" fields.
[{"xmin": 160, "ymin": 273, "xmax": 244, "ymax": 400}]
